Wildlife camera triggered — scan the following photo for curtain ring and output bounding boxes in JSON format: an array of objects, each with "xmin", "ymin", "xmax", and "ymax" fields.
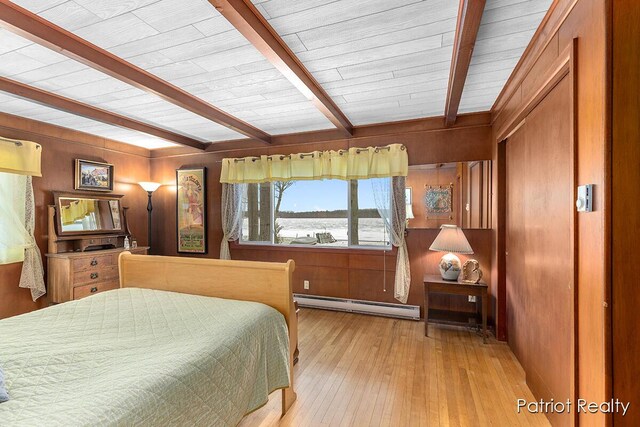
[{"xmin": 279, "ymin": 155, "xmax": 285, "ymax": 160}]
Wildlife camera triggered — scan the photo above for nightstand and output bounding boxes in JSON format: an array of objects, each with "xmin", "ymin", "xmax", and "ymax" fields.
[{"xmin": 423, "ymin": 274, "xmax": 488, "ymax": 343}]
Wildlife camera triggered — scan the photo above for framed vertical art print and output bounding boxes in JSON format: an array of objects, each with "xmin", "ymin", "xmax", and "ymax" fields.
[{"xmin": 176, "ymin": 167, "xmax": 207, "ymax": 254}]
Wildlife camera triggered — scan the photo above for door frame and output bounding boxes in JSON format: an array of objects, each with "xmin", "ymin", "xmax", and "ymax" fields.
[{"xmin": 495, "ymin": 38, "xmax": 578, "ymax": 423}]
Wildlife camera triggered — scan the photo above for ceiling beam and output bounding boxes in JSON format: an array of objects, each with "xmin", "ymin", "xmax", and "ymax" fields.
[
  {"xmin": 209, "ymin": 0, "xmax": 354, "ymax": 137},
  {"xmin": 0, "ymin": 0, "xmax": 271, "ymax": 144},
  {"xmin": 444, "ymin": 0, "xmax": 486, "ymax": 127},
  {"xmin": 0, "ymin": 77, "xmax": 207, "ymax": 150}
]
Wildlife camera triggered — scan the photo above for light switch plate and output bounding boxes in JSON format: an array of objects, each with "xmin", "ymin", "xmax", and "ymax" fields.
[{"xmin": 576, "ymin": 184, "xmax": 593, "ymax": 212}]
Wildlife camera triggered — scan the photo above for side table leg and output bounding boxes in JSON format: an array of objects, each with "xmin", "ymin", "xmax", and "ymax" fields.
[
  {"xmin": 424, "ymin": 287, "xmax": 429, "ymax": 337},
  {"xmin": 482, "ymin": 290, "xmax": 488, "ymax": 344}
]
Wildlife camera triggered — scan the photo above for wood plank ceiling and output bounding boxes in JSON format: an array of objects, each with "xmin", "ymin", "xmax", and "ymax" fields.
[{"xmin": 0, "ymin": 0, "xmax": 552, "ymax": 150}]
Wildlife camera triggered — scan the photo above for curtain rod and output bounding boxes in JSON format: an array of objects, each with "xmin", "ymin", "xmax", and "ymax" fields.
[
  {"xmin": 0, "ymin": 136, "xmax": 23, "ymax": 146},
  {"xmin": 0, "ymin": 136, "xmax": 41, "ymax": 149},
  {"xmin": 229, "ymin": 145, "xmax": 402, "ymax": 163}
]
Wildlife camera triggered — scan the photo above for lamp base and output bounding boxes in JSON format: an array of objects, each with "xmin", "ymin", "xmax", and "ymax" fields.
[{"xmin": 439, "ymin": 252, "xmax": 462, "ymax": 281}]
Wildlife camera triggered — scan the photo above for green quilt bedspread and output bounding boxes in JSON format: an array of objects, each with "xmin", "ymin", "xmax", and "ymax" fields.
[{"xmin": 0, "ymin": 288, "xmax": 290, "ymax": 426}]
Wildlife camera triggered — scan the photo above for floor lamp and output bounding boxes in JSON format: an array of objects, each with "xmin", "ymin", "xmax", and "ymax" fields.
[{"xmin": 138, "ymin": 182, "xmax": 161, "ymax": 252}]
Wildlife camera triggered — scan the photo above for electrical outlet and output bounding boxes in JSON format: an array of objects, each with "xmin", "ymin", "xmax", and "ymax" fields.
[
  {"xmin": 303, "ymin": 280, "xmax": 310, "ymax": 290},
  {"xmin": 468, "ymin": 295, "xmax": 477, "ymax": 303}
]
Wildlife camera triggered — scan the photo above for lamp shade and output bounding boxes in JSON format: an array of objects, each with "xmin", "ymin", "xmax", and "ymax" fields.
[
  {"xmin": 139, "ymin": 181, "xmax": 161, "ymax": 192},
  {"xmin": 406, "ymin": 203, "xmax": 415, "ymax": 220},
  {"xmin": 429, "ymin": 224, "xmax": 473, "ymax": 254}
]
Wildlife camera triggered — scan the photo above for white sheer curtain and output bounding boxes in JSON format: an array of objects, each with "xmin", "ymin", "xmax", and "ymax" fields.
[
  {"xmin": 219, "ymin": 183, "xmax": 245, "ymax": 260},
  {"xmin": 372, "ymin": 176, "xmax": 410, "ymax": 303},
  {"xmin": 0, "ymin": 173, "xmax": 45, "ymax": 300}
]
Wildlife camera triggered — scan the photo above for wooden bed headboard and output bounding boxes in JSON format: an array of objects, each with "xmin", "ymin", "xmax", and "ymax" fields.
[{"xmin": 118, "ymin": 252, "xmax": 298, "ymax": 414}]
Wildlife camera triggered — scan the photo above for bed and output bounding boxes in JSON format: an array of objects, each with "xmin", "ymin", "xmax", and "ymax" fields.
[{"xmin": 0, "ymin": 253, "xmax": 297, "ymax": 426}]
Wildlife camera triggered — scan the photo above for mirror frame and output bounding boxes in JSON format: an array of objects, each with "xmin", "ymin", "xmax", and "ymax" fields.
[{"xmin": 53, "ymin": 191, "xmax": 126, "ymax": 237}]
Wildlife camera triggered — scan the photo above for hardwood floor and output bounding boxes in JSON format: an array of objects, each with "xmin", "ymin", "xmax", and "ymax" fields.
[{"xmin": 240, "ymin": 308, "xmax": 550, "ymax": 427}]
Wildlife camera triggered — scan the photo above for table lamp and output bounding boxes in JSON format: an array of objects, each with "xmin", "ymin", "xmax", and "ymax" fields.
[
  {"xmin": 405, "ymin": 202, "xmax": 414, "ymax": 228},
  {"xmin": 429, "ymin": 224, "xmax": 473, "ymax": 281},
  {"xmin": 139, "ymin": 182, "xmax": 161, "ymax": 251}
]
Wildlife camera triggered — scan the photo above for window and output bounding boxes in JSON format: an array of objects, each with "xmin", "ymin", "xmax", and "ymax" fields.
[
  {"xmin": 0, "ymin": 172, "xmax": 26, "ymax": 264},
  {"xmin": 240, "ymin": 178, "xmax": 391, "ymax": 248}
]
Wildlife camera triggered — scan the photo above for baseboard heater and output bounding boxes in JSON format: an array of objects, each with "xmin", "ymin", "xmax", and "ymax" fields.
[{"xmin": 293, "ymin": 294, "xmax": 420, "ymax": 320}]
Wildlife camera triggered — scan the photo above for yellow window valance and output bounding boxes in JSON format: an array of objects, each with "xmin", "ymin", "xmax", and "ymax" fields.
[
  {"xmin": 60, "ymin": 199, "xmax": 97, "ymax": 225},
  {"xmin": 220, "ymin": 144, "xmax": 408, "ymax": 184},
  {"xmin": 0, "ymin": 137, "xmax": 42, "ymax": 177}
]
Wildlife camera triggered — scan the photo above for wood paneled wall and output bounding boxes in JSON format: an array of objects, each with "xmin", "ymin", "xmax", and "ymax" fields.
[
  {"xmin": 150, "ymin": 117, "xmax": 493, "ymax": 319},
  {"xmin": 491, "ymin": 0, "xmax": 612, "ymax": 424},
  {"xmin": 612, "ymin": 0, "xmax": 640, "ymax": 425},
  {"xmin": 0, "ymin": 115, "xmax": 151, "ymax": 319}
]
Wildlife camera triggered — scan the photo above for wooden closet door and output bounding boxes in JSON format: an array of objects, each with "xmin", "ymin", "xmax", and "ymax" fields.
[{"xmin": 505, "ymin": 75, "xmax": 574, "ymax": 426}]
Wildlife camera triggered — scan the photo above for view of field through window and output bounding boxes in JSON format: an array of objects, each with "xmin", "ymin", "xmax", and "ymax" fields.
[{"xmin": 241, "ymin": 178, "xmax": 390, "ymax": 247}]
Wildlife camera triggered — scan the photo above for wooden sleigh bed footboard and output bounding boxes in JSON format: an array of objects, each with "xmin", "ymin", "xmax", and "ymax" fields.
[{"xmin": 118, "ymin": 252, "xmax": 298, "ymax": 416}]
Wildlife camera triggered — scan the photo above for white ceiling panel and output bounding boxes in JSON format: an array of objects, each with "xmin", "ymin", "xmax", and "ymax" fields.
[
  {"xmin": 253, "ymin": 0, "xmax": 459, "ymax": 125},
  {"xmin": 0, "ymin": 29, "xmax": 243, "ymax": 145},
  {"xmin": 458, "ymin": 0, "xmax": 553, "ymax": 113},
  {"xmin": 38, "ymin": 1, "xmax": 102, "ymax": 30},
  {"xmin": 0, "ymin": 92, "xmax": 176, "ymax": 149},
  {"xmin": 10, "ymin": 0, "xmax": 334, "ymax": 135}
]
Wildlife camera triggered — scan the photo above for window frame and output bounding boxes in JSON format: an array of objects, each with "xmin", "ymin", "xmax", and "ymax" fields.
[{"xmin": 239, "ymin": 179, "xmax": 393, "ymax": 251}]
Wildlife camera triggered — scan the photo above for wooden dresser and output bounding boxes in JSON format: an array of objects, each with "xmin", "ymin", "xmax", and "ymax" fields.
[
  {"xmin": 47, "ymin": 247, "xmax": 148, "ymax": 303},
  {"xmin": 46, "ymin": 191, "xmax": 149, "ymax": 303}
]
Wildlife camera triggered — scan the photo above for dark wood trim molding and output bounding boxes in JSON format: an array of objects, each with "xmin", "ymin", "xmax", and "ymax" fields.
[
  {"xmin": 209, "ymin": 0, "xmax": 353, "ymax": 137},
  {"xmin": 0, "ymin": 0, "xmax": 271, "ymax": 144},
  {"xmin": 151, "ymin": 111, "xmax": 492, "ymax": 158},
  {"xmin": 491, "ymin": 0, "xmax": 579, "ymax": 120},
  {"xmin": 444, "ymin": 0, "xmax": 486, "ymax": 127},
  {"xmin": 495, "ymin": 43, "xmax": 572, "ymax": 142},
  {"xmin": 0, "ymin": 77, "xmax": 206, "ymax": 150}
]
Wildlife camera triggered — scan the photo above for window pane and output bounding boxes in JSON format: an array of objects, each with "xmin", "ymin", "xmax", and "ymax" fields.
[
  {"xmin": 0, "ymin": 172, "xmax": 27, "ymax": 264},
  {"xmin": 241, "ymin": 183, "xmax": 272, "ymax": 243},
  {"xmin": 275, "ymin": 180, "xmax": 348, "ymax": 246},
  {"xmin": 350, "ymin": 178, "xmax": 390, "ymax": 247}
]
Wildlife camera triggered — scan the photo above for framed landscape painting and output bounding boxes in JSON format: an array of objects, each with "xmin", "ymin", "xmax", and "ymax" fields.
[
  {"xmin": 75, "ymin": 159, "xmax": 114, "ymax": 192},
  {"xmin": 176, "ymin": 167, "xmax": 207, "ymax": 254}
]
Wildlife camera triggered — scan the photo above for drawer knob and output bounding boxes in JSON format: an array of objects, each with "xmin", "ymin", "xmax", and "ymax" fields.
[
  {"xmin": 90, "ymin": 273, "xmax": 99, "ymax": 279},
  {"xmin": 90, "ymin": 287, "xmax": 98, "ymax": 293},
  {"xmin": 90, "ymin": 259, "xmax": 98, "ymax": 266}
]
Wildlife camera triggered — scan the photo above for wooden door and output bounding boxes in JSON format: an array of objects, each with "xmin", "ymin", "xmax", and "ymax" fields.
[{"xmin": 505, "ymin": 75, "xmax": 574, "ymax": 426}]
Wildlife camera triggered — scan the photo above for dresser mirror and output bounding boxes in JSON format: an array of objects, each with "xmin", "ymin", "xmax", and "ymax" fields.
[
  {"xmin": 54, "ymin": 192, "xmax": 125, "ymax": 236},
  {"xmin": 406, "ymin": 160, "xmax": 491, "ymax": 230}
]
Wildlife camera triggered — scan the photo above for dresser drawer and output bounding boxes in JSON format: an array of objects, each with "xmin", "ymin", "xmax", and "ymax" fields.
[
  {"xmin": 73, "ymin": 281, "xmax": 119, "ymax": 300},
  {"xmin": 73, "ymin": 265, "xmax": 118, "ymax": 286},
  {"xmin": 72, "ymin": 254, "xmax": 115, "ymax": 271}
]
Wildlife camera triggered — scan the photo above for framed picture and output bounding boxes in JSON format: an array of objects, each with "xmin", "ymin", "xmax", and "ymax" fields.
[
  {"xmin": 425, "ymin": 185, "xmax": 452, "ymax": 214},
  {"xmin": 75, "ymin": 159, "xmax": 114, "ymax": 192},
  {"xmin": 176, "ymin": 167, "xmax": 207, "ymax": 254}
]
